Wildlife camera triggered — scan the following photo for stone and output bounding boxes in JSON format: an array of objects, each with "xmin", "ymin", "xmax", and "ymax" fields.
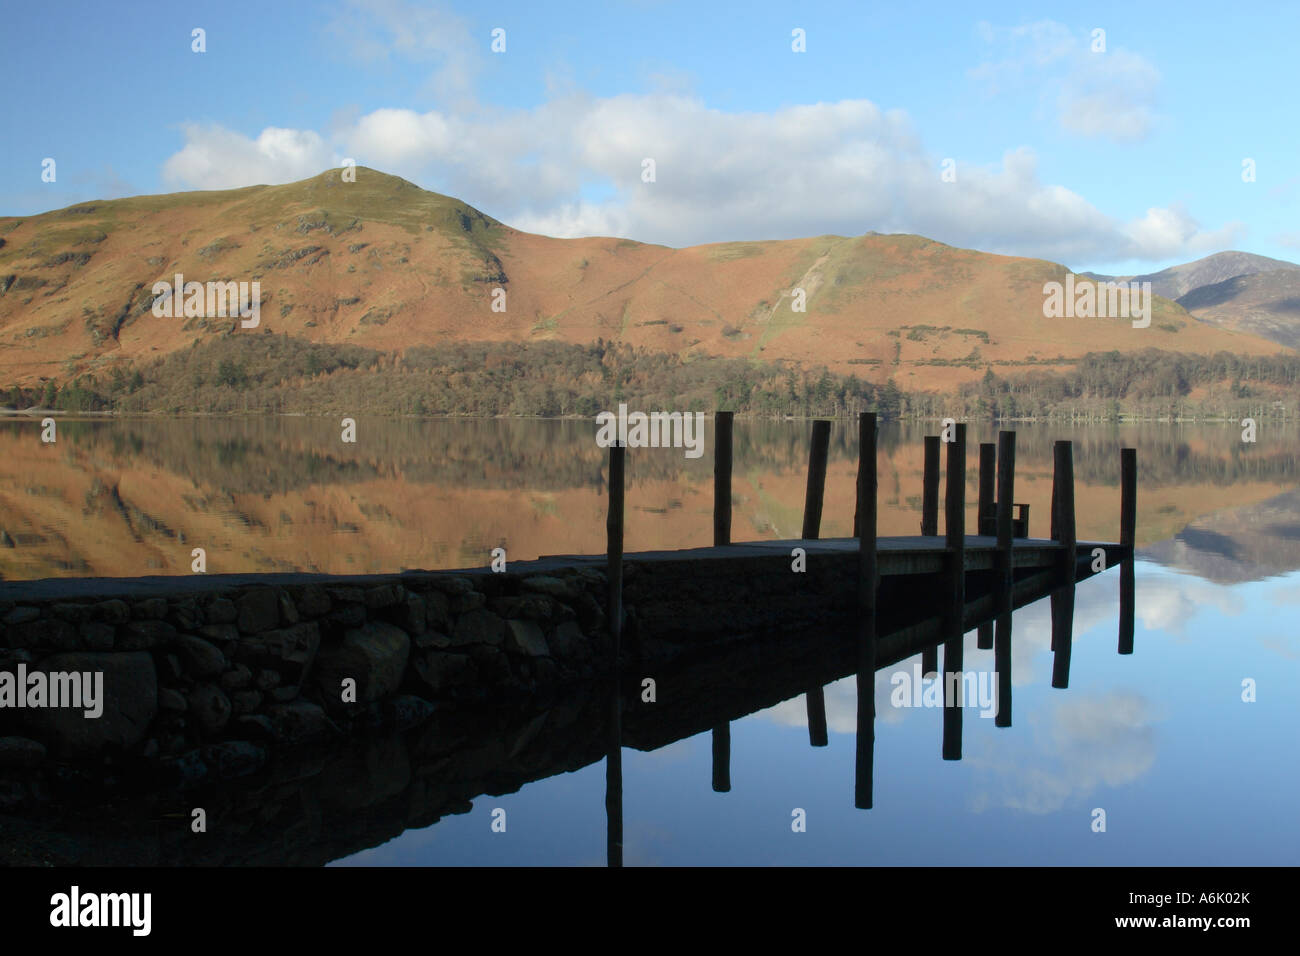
[
  {"xmin": 0, "ymin": 736, "xmax": 46, "ymax": 769},
  {"xmin": 206, "ymin": 597, "xmax": 238, "ymax": 624},
  {"xmin": 168, "ymin": 599, "xmax": 202, "ymax": 630},
  {"xmin": 277, "ymin": 591, "xmax": 299, "ymax": 625},
  {"xmin": 267, "ymin": 700, "xmax": 336, "ymax": 745},
  {"xmin": 521, "ymin": 575, "xmax": 580, "ymax": 600},
  {"xmin": 198, "ymin": 623, "xmax": 239, "ymax": 643},
  {"xmin": 315, "ymin": 621, "xmax": 410, "ymax": 704},
  {"xmin": 202, "ymin": 740, "xmax": 266, "ymax": 779},
  {"xmin": 238, "ymin": 622, "xmax": 320, "ymax": 695},
  {"xmin": 505, "ymin": 619, "xmax": 550, "ymax": 657},
  {"xmin": 254, "ymin": 668, "xmax": 280, "ymax": 691},
  {"xmin": 19, "ymin": 652, "xmax": 157, "ymax": 758},
  {"xmin": 79, "ymin": 621, "xmax": 115, "ymax": 651},
  {"xmin": 159, "ymin": 688, "xmax": 188, "ymax": 712},
  {"xmin": 2, "ymin": 606, "xmax": 38, "ymax": 626},
  {"xmin": 465, "ymin": 644, "xmax": 510, "ymax": 683},
  {"xmin": 234, "ymin": 714, "xmax": 275, "ymax": 742},
  {"xmin": 326, "ymin": 587, "xmax": 364, "ymax": 603},
  {"xmin": 451, "ymin": 609, "xmax": 505, "ymax": 647},
  {"xmin": 93, "ymin": 599, "xmax": 130, "ymax": 623},
  {"xmin": 396, "ymin": 594, "xmax": 425, "ymax": 634},
  {"xmin": 424, "ymin": 591, "xmax": 451, "ymax": 630},
  {"xmin": 450, "ymin": 590, "xmax": 486, "ymax": 613},
  {"xmin": 119, "ymin": 619, "xmax": 176, "ymax": 649},
  {"xmin": 426, "ymin": 575, "xmax": 474, "ymax": 596},
  {"xmin": 548, "ymin": 621, "xmax": 590, "ymax": 660},
  {"xmin": 410, "ymin": 650, "xmax": 476, "ymax": 694},
  {"xmin": 160, "ymin": 750, "xmax": 208, "ymax": 786},
  {"xmin": 132, "ymin": 597, "xmax": 168, "ymax": 620},
  {"xmin": 174, "ymin": 635, "xmax": 226, "ymax": 678},
  {"xmin": 186, "ymin": 683, "xmax": 232, "ymax": 735},
  {"xmin": 296, "ymin": 584, "xmax": 331, "ymax": 617},
  {"xmin": 219, "ymin": 663, "xmax": 253, "ymax": 691},
  {"xmin": 8, "ymin": 618, "xmax": 77, "ymax": 651},
  {"xmin": 490, "ymin": 595, "xmax": 556, "ymax": 622},
  {"xmin": 52, "ymin": 603, "xmax": 92, "ymax": 624},
  {"xmin": 364, "ymin": 583, "xmax": 401, "ymax": 609},
  {"xmin": 386, "ymin": 695, "xmax": 435, "ymax": 730},
  {"xmin": 325, "ymin": 603, "xmax": 365, "ymax": 629},
  {"xmin": 236, "ymin": 588, "xmax": 280, "ymax": 634},
  {"xmin": 414, "ymin": 629, "xmax": 452, "ymax": 649},
  {"xmin": 231, "ymin": 690, "xmax": 263, "ymax": 716}
]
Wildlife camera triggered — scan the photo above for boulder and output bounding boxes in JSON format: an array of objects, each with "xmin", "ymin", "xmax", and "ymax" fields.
[
  {"xmin": 315, "ymin": 621, "xmax": 410, "ymax": 704},
  {"xmin": 19, "ymin": 651, "xmax": 157, "ymax": 758}
]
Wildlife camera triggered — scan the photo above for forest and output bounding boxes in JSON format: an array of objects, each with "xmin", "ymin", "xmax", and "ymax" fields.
[{"xmin": 5, "ymin": 334, "xmax": 1299, "ymax": 423}]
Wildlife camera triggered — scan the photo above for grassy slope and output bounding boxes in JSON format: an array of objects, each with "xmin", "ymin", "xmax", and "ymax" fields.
[{"xmin": 0, "ymin": 168, "xmax": 1286, "ymax": 394}]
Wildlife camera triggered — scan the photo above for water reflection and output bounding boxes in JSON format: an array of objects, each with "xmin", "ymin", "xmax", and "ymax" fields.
[{"xmin": 4, "ymin": 418, "xmax": 1300, "ymax": 580}]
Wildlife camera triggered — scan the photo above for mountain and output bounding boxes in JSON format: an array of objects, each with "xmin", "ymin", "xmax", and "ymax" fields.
[
  {"xmin": 1175, "ymin": 269, "xmax": 1300, "ymax": 348},
  {"xmin": 0, "ymin": 169, "xmax": 1286, "ymax": 397},
  {"xmin": 1084, "ymin": 251, "xmax": 1300, "ymax": 300}
]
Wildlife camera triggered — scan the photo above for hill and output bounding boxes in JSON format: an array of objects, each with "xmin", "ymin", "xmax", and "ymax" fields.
[
  {"xmin": 0, "ymin": 168, "xmax": 1285, "ymax": 407},
  {"xmin": 1085, "ymin": 251, "xmax": 1300, "ymax": 300}
]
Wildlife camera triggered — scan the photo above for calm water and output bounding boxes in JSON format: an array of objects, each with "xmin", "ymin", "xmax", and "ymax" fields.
[{"xmin": 2, "ymin": 417, "xmax": 1297, "ymax": 865}]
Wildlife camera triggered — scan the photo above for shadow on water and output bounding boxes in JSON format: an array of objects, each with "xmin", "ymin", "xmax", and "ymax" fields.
[{"xmin": 0, "ymin": 556, "xmax": 1136, "ymax": 867}]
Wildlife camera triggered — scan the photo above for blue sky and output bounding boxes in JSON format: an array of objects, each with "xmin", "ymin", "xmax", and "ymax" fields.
[{"xmin": 4, "ymin": 0, "xmax": 1298, "ymax": 274}]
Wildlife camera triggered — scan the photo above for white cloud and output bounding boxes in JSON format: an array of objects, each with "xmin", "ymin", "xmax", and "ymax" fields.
[
  {"xmin": 967, "ymin": 690, "xmax": 1160, "ymax": 814},
  {"xmin": 324, "ymin": 0, "xmax": 480, "ymax": 106},
  {"xmin": 161, "ymin": 124, "xmax": 335, "ymax": 190},
  {"xmin": 973, "ymin": 21, "xmax": 1161, "ymax": 145},
  {"xmin": 155, "ymin": 6, "xmax": 1232, "ymax": 268}
]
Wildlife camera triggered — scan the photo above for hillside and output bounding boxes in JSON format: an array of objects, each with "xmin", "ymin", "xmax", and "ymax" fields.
[
  {"xmin": 0, "ymin": 168, "xmax": 1285, "ymax": 403},
  {"xmin": 1085, "ymin": 251, "xmax": 1300, "ymax": 300},
  {"xmin": 1176, "ymin": 269, "xmax": 1300, "ymax": 348}
]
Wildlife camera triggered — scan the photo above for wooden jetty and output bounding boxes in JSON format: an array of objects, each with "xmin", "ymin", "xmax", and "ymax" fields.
[{"xmin": 598, "ymin": 412, "xmax": 1137, "ymax": 854}]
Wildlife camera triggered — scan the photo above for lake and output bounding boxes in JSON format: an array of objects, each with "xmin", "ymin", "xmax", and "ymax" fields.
[{"xmin": 1, "ymin": 416, "xmax": 1296, "ymax": 865}]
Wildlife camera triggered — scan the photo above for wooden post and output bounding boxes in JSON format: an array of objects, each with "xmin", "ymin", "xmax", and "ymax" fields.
[
  {"xmin": 807, "ymin": 687, "xmax": 829, "ymax": 747},
  {"xmin": 994, "ymin": 429, "xmax": 1015, "ymax": 724},
  {"xmin": 1119, "ymin": 447, "xmax": 1137, "ymax": 654},
  {"xmin": 605, "ymin": 679, "xmax": 623, "ymax": 868},
  {"xmin": 711, "ymin": 722, "xmax": 731, "ymax": 792},
  {"xmin": 714, "ymin": 411, "xmax": 733, "ymax": 547},
  {"xmin": 607, "ymin": 443, "xmax": 625, "ymax": 655},
  {"xmin": 943, "ymin": 423, "xmax": 965, "ymax": 761},
  {"xmin": 922, "ymin": 644, "xmax": 938, "ymax": 676},
  {"xmin": 978, "ymin": 442, "xmax": 996, "ymax": 536},
  {"xmin": 1051, "ymin": 584, "xmax": 1075, "ymax": 688},
  {"xmin": 994, "ymin": 611, "xmax": 1013, "ymax": 728},
  {"xmin": 1054, "ymin": 440, "xmax": 1077, "ymax": 581},
  {"xmin": 801, "ymin": 420, "xmax": 831, "ymax": 539},
  {"xmin": 996, "ymin": 432, "xmax": 1016, "ymax": 601},
  {"xmin": 855, "ymin": 412, "xmax": 878, "ymax": 809},
  {"xmin": 712, "ymin": 413, "xmax": 734, "ymax": 789},
  {"xmin": 921, "ymin": 435, "xmax": 941, "ymax": 536},
  {"xmin": 802, "ymin": 420, "xmax": 832, "ymax": 743},
  {"xmin": 1120, "ymin": 448, "xmax": 1137, "ymax": 555},
  {"xmin": 604, "ymin": 444, "xmax": 624, "ymax": 867}
]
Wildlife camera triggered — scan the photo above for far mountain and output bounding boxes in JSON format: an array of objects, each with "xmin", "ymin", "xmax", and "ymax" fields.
[{"xmin": 1084, "ymin": 251, "xmax": 1300, "ymax": 300}]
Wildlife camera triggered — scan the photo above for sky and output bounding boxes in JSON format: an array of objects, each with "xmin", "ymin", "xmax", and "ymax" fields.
[{"xmin": 3, "ymin": 0, "xmax": 1299, "ymax": 275}]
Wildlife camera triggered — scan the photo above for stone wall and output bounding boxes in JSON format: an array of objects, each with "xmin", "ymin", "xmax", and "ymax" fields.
[
  {"xmin": 0, "ymin": 562, "xmax": 619, "ymax": 784},
  {"xmin": 0, "ymin": 543, "xmax": 904, "ymax": 787}
]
